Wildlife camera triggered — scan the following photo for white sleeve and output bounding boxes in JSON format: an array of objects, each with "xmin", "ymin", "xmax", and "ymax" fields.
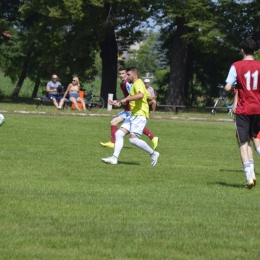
[
  {"xmin": 126, "ymin": 82, "xmax": 132, "ymax": 94},
  {"xmin": 225, "ymin": 65, "xmax": 237, "ymax": 85}
]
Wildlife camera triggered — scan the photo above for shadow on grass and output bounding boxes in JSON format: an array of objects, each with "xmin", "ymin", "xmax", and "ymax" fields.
[
  {"xmin": 118, "ymin": 161, "xmax": 141, "ymax": 166},
  {"xmin": 122, "ymin": 146, "xmax": 133, "ymax": 149},
  {"xmin": 208, "ymin": 182, "xmax": 244, "ymax": 188},
  {"xmin": 0, "ymin": 97, "xmax": 35, "ymax": 104},
  {"xmin": 219, "ymin": 169, "xmax": 243, "ymax": 173}
]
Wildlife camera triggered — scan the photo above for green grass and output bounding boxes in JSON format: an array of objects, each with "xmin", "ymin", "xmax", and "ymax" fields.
[{"xmin": 0, "ymin": 113, "xmax": 260, "ymax": 259}]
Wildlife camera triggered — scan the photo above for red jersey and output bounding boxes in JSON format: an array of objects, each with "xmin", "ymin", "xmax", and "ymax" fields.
[
  {"xmin": 234, "ymin": 59, "xmax": 260, "ymax": 115},
  {"xmin": 120, "ymin": 78, "xmax": 131, "ymax": 111}
]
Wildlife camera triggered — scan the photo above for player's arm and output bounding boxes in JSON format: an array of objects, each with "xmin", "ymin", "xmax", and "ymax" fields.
[
  {"xmin": 232, "ymin": 89, "xmax": 238, "ymax": 113},
  {"xmin": 225, "ymin": 65, "xmax": 236, "ymax": 92},
  {"xmin": 120, "ymin": 92, "xmax": 144, "ymax": 104},
  {"xmin": 108, "ymin": 99, "xmax": 121, "ymax": 107},
  {"xmin": 225, "ymin": 83, "xmax": 233, "ymax": 92}
]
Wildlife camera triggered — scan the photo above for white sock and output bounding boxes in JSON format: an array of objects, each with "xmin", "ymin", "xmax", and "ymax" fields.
[
  {"xmin": 113, "ymin": 130, "xmax": 126, "ymax": 158},
  {"xmin": 130, "ymin": 138, "xmax": 153, "ymax": 154},
  {"xmin": 249, "ymin": 159, "xmax": 255, "ymax": 179},
  {"xmin": 257, "ymin": 147, "xmax": 260, "ymax": 155},
  {"xmin": 243, "ymin": 162, "xmax": 251, "ymax": 181}
]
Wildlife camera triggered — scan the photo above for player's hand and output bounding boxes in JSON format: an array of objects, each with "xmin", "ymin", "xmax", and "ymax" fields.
[
  {"xmin": 108, "ymin": 99, "xmax": 114, "ymax": 105},
  {"xmin": 114, "ymin": 101, "xmax": 122, "ymax": 107},
  {"xmin": 232, "ymin": 105, "xmax": 237, "ymax": 114}
]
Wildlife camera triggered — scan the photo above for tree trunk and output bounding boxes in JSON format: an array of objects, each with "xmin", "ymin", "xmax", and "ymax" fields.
[
  {"xmin": 184, "ymin": 46, "xmax": 194, "ymax": 105},
  {"xmin": 167, "ymin": 17, "xmax": 189, "ymax": 105},
  {"xmin": 12, "ymin": 44, "xmax": 34, "ymax": 97},
  {"xmin": 31, "ymin": 75, "xmax": 40, "ymax": 98},
  {"xmin": 99, "ymin": 26, "xmax": 118, "ymax": 106}
]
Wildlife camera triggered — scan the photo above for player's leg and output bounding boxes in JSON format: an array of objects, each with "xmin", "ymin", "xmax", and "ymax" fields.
[
  {"xmin": 143, "ymin": 127, "xmax": 159, "ymax": 150},
  {"xmin": 128, "ymin": 116, "xmax": 159, "ymax": 166},
  {"xmin": 236, "ymin": 114, "xmax": 254, "ymax": 188},
  {"xmin": 236, "ymin": 129, "xmax": 256, "ymax": 185},
  {"xmin": 250, "ymin": 116, "xmax": 260, "ymax": 185},
  {"xmin": 247, "ymin": 143, "xmax": 256, "ymax": 185},
  {"xmin": 113, "ymin": 127, "xmax": 129, "ymax": 158},
  {"xmin": 100, "ymin": 110, "xmax": 130, "ymax": 148},
  {"xmin": 101, "ymin": 119, "xmax": 130, "ymax": 164}
]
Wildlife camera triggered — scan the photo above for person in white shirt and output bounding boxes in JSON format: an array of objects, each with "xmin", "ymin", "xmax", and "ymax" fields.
[{"xmin": 144, "ymin": 79, "xmax": 157, "ymax": 113}]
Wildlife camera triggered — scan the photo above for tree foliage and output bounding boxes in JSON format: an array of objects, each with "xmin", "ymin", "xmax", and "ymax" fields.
[
  {"xmin": 0, "ymin": 0, "xmax": 260, "ymax": 105},
  {"xmin": 125, "ymin": 32, "xmax": 161, "ymax": 76},
  {"xmin": 152, "ymin": 0, "xmax": 260, "ymax": 105}
]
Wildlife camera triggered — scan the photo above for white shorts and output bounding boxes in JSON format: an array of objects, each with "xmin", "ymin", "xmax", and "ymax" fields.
[
  {"xmin": 116, "ymin": 110, "xmax": 131, "ymax": 120},
  {"xmin": 121, "ymin": 115, "xmax": 147, "ymax": 137}
]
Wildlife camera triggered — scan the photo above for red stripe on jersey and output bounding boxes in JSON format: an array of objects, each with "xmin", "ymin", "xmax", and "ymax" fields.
[{"xmin": 120, "ymin": 78, "xmax": 130, "ymax": 111}]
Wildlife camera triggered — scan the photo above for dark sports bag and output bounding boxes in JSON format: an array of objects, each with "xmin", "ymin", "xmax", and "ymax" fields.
[{"xmin": 57, "ymin": 85, "xmax": 64, "ymax": 94}]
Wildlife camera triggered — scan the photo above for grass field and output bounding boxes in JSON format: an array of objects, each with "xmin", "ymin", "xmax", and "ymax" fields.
[{"xmin": 0, "ymin": 111, "xmax": 260, "ymax": 259}]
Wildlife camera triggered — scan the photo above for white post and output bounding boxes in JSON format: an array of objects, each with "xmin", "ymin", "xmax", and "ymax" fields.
[{"xmin": 107, "ymin": 93, "xmax": 113, "ymax": 111}]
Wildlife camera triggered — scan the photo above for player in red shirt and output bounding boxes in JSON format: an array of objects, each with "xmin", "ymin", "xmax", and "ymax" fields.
[
  {"xmin": 225, "ymin": 38, "xmax": 260, "ymax": 189},
  {"xmin": 100, "ymin": 67, "xmax": 159, "ymax": 150}
]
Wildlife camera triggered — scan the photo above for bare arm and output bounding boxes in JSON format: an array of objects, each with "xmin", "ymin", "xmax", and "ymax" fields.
[
  {"xmin": 232, "ymin": 91, "xmax": 238, "ymax": 113},
  {"xmin": 46, "ymin": 86, "xmax": 55, "ymax": 93},
  {"xmin": 225, "ymin": 83, "xmax": 233, "ymax": 92},
  {"xmin": 63, "ymin": 84, "xmax": 71, "ymax": 98}
]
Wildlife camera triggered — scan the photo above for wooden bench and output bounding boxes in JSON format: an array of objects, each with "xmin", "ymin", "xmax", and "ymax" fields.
[
  {"xmin": 33, "ymin": 98, "xmax": 104, "ymax": 110},
  {"xmin": 157, "ymin": 104, "xmax": 186, "ymax": 113},
  {"xmin": 33, "ymin": 98, "xmax": 71, "ymax": 109}
]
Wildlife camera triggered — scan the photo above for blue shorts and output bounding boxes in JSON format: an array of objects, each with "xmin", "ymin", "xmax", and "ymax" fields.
[
  {"xmin": 48, "ymin": 94, "xmax": 63, "ymax": 101},
  {"xmin": 117, "ymin": 110, "xmax": 131, "ymax": 120},
  {"xmin": 69, "ymin": 93, "xmax": 79, "ymax": 99}
]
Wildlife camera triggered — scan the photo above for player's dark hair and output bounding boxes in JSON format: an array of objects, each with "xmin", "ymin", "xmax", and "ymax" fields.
[
  {"xmin": 119, "ymin": 66, "xmax": 126, "ymax": 72},
  {"xmin": 126, "ymin": 67, "xmax": 139, "ymax": 76},
  {"xmin": 240, "ymin": 38, "xmax": 256, "ymax": 55}
]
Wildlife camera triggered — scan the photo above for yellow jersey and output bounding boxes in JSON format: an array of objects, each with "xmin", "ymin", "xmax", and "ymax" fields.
[{"xmin": 129, "ymin": 79, "xmax": 150, "ymax": 119}]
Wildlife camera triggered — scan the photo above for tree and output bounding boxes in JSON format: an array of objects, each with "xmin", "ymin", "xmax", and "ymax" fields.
[
  {"xmin": 7, "ymin": 0, "xmax": 153, "ymax": 100},
  {"xmin": 4, "ymin": 0, "xmax": 100, "ymax": 97},
  {"xmin": 152, "ymin": 0, "xmax": 260, "ymax": 106},
  {"xmin": 153, "ymin": 0, "xmax": 222, "ymax": 105},
  {"xmin": 95, "ymin": 1, "xmax": 152, "ymax": 103},
  {"xmin": 125, "ymin": 32, "xmax": 161, "ymax": 77}
]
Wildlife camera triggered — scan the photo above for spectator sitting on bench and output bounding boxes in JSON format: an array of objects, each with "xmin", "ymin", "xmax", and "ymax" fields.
[
  {"xmin": 62, "ymin": 77, "xmax": 86, "ymax": 111},
  {"xmin": 46, "ymin": 74, "xmax": 64, "ymax": 110},
  {"xmin": 144, "ymin": 78, "xmax": 157, "ymax": 113}
]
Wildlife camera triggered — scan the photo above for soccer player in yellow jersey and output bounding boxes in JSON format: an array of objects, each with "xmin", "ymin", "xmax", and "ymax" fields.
[{"xmin": 101, "ymin": 67, "xmax": 160, "ymax": 166}]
